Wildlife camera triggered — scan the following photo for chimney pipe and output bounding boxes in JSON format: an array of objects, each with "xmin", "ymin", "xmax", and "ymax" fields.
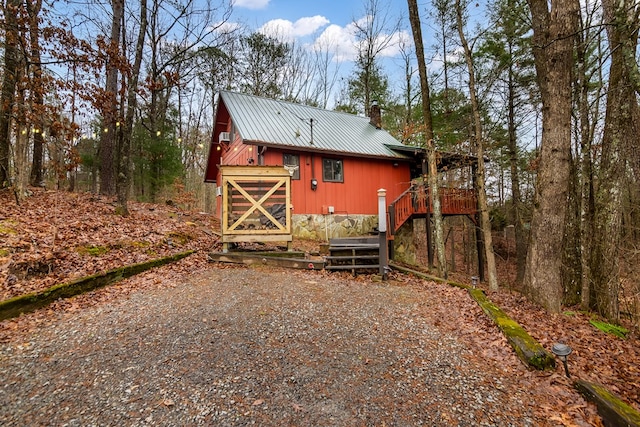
[{"xmin": 370, "ymin": 101, "xmax": 381, "ymax": 129}]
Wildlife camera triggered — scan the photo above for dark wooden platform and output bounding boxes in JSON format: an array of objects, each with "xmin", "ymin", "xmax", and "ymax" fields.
[{"xmin": 325, "ymin": 237, "xmax": 380, "ymax": 274}]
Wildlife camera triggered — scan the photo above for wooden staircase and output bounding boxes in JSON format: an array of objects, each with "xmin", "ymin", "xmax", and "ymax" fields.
[
  {"xmin": 388, "ymin": 184, "xmax": 477, "ymax": 234},
  {"xmin": 324, "ymin": 237, "xmax": 380, "ymax": 274}
]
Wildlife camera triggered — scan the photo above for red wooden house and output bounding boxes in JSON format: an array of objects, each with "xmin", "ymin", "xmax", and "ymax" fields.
[
  {"xmin": 205, "ymin": 91, "xmax": 423, "ymax": 236},
  {"xmin": 205, "ymin": 91, "xmax": 477, "ymax": 247}
]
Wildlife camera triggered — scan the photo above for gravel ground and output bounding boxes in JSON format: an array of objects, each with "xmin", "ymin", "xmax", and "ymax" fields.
[{"xmin": 0, "ymin": 265, "xmax": 592, "ymax": 426}]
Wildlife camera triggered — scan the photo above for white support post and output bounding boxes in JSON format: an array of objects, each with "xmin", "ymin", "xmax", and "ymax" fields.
[{"xmin": 378, "ymin": 188, "xmax": 388, "ymax": 279}]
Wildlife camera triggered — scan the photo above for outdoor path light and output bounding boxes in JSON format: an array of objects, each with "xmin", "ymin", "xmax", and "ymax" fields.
[
  {"xmin": 471, "ymin": 276, "xmax": 479, "ymax": 288},
  {"xmin": 552, "ymin": 342, "xmax": 573, "ymax": 378}
]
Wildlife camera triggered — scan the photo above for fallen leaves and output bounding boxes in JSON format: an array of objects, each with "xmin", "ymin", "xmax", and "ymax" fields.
[
  {"xmin": 0, "ymin": 188, "xmax": 221, "ymax": 302},
  {"xmin": 1, "ymin": 188, "xmax": 639, "ymax": 423}
]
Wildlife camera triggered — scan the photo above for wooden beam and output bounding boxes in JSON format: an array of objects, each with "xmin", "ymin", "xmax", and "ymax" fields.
[
  {"xmin": 209, "ymin": 252, "xmax": 324, "ymax": 270},
  {"xmin": 575, "ymin": 380, "xmax": 640, "ymax": 427}
]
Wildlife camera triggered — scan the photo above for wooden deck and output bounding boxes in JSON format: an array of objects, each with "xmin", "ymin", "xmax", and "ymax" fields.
[{"xmin": 388, "ymin": 185, "xmax": 477, "ymax": 233}]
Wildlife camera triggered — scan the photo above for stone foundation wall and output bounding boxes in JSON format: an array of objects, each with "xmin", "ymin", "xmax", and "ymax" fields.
[
  {"xmin": 292, "ymin": 214, "xmax": 379, "ymax": 240},
  {"xmin": 392, "ymin": 219, "xmax": 418, "ymax": 265}
]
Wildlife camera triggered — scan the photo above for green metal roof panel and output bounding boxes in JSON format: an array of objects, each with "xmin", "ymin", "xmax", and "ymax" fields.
[{"xmin": 219, "ymin": 91, "xmax": 409, "ymax": 159}]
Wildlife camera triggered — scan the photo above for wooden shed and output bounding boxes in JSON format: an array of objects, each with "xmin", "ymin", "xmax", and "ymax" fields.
[{"xmin": 219, "ymin": 165, "xmax": 292, "ymax": 253}]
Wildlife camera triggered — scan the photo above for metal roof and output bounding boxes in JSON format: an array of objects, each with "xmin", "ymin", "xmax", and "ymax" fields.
[{"xmin": 219, "ymin": 91, "xmax": 410, "ymax": 159}]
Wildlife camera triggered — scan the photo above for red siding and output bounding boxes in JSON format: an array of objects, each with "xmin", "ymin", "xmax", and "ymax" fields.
[{"xmin": 263, "ymin": 149, "xmax": 410, "ymax": 215}]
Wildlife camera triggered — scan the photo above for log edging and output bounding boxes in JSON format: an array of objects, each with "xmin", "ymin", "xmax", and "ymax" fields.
[
  {"xmin": 0, "ymin": 250, "xmax": 195, "ymax": 321},
  {"xmin": 389, "ymin": 262, "xmax": 554, "ymax": 370},
  {"xmin": 575, "ymin": 380, "xmax": 640, "ymax": 427}
]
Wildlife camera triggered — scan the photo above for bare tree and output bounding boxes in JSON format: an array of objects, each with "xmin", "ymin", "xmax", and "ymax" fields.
[
  {"xmin": 574, "ymin": 2, "xmax": 604, "ymax": 310},
  {"xmin": 116, "ymin": 0, "xmax": 148, "ymax": 216},
  {"xmin": 98, "ymin": 0, "xmax": 124, "ymax": 196},
  {"xmin": 589, "ymin": 0, "xmax": 640, "ymax": 321},
  {"xmin": 0, "ymin": 0, "xmax": 20, "ymax": 188},
  {"xmin": 454, "ymin": 0, "xmax": 499, "ymax": 291},
  {"xmin": 310, "ymin": 37, "xmax": 343, "ymax": 109},
  {"xmin": 27, "ymin": 0, "xmax": 45, "ymax": 187},
  {"xmin": 407, "ymin": 0, "xmax": 448, "ymax": 278},
  {"xmin": 351, "ymin": 0, "xmax": 401, "ymax": 113}
]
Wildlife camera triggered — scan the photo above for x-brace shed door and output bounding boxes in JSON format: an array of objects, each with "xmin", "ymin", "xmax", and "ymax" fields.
[{"xmin": 220, "ymin": 166, "xmax": 292, "ymax": 250}]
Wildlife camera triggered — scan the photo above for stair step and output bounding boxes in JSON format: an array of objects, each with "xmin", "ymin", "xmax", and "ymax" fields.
[
  {"xmin": 329, "ymin": 243, "xmax": 379, "ymax": 250},
  {"xmin": 325, "ymin": 264, "xmax": 380, "ymax": 271},
  {"xmin": 329, "ymin": 237, "xmax": 378, "ymax": 245},
  {"xmin": 325, "ymin": 255, "xmax": 379, "ymax": 260}
]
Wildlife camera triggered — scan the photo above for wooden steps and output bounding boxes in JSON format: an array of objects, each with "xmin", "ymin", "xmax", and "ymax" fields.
[{"xmin": 325, "ymin": 237, "xmax": 380, "ymax": 274}]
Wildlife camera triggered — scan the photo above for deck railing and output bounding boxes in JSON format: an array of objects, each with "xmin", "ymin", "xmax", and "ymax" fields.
[{"xmin": 388, "ymin": 185, "xmax": 477, "ymax": 233}]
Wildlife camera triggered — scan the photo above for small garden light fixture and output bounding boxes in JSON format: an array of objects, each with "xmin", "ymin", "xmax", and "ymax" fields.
[
  {"xmin": 552, "ymin": 342, "xmax": 573, "ymax": 378},
  {"xmin": 471, "ymin": 276, "xmax": 479, "ymax": 288}
]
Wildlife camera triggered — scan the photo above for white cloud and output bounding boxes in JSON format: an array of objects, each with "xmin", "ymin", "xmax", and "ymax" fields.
[
  {"xmin": 232, "ymin": 0, "xmax": 270, "ymax": 10},
  {"xmin": 292, "ymin": 16, "xmax": 330, "ymax": 36},
  {"xmin": 312, "ymin": 24, "xmax": 358, "ymax": 62},
  {"xmin": 378, "ymin": 30, "xmax": 412, "ymax": 58},
  {"xmin": 259, "ymin": 16, "xmax": 330, "ymax": 42},
  {"xmin": 311, "ymin": 21, "xmax": 409, "ymax": 63},
  {"xmin": 210, "ymin": 20, "xmax": 242, "ymax": 35}
]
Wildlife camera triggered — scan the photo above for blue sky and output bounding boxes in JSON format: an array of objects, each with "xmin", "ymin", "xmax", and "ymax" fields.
[{"xmin": 228, "ymin": 0, "xmax": 414, "ymax": 64}]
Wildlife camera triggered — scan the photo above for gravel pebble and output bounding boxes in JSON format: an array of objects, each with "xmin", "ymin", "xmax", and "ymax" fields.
[{"xmin": 1, "ymin": 265, "xmax": 570, "ymax": 426}]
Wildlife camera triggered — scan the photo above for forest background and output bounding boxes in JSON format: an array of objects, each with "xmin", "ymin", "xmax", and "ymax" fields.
[{"xmin": 0, "ymin": 0, "xmax": 639, "ymax": 328}]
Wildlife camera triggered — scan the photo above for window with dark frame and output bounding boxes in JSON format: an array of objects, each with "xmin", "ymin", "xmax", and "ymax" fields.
[
  {"xmin": 283, "ymin": 153, "xmax": 300, "ymax": 180},
  {"xmin": 322, "ymin": 158, "xmax": 343, "ymax": 182}
]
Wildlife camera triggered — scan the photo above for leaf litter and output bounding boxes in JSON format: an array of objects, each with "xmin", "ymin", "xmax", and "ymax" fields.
[{"xmin": 0, "ymin": 188, "xmax": 636, "ymax": 425}]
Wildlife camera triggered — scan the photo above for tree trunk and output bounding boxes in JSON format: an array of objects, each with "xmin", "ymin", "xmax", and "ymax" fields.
[
  {"xmin": 407, "ymin": 0, "xmax": 448, "ymax": 278},
  {"xmin": 524, "ymin": 0, "xmax": 579, "ymax": 313},
  {"xmin": 590, "ymin": 0, "xmax": 639, "ymax": 321},
  {"xmin": 27, "ymin": 0, "xmax": 45, "ymax": 187},
  {"xmin": 100, "ymin": 0, "xmax": 124, "ymax": 196},
  {"xmin": 455, "ymin": 0, "xmax": 498, "ymax": 291},
  {"xmin": 575, "ymin": 16, "xmax": 598, "ymax": 310},
  {"xmin": 14, "ymin": 63, "xmax": 29, "ymax": 201},
  {"xmin": 0, "ymin": 0, "xmax": 20, "ymax": 188},
  {"xmin": 117, "ymin": 0, "xmax": 147, "ymax": 216},
  {"xmin": 506, "ymin": 49, "xmax": 527, "ymax": 283}
]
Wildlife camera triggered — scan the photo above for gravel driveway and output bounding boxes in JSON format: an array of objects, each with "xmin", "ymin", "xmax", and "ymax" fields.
[{"xmin": 0, "ymin": 265, "xmax": 572, "ymax": 426}]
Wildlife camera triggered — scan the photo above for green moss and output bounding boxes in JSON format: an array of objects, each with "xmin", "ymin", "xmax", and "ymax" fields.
[
  {"xmin": 0, "ymin": 248, "xmax": 9, "ymax": 257},
  {"xmin": 470, "ymin": 288, "xmax": 555, "ymax": 370},
  {"xmin": 167, "ymin": 231, "xmax": 193, "ymax": 245},
  {"xmin": 0, "ymin": 220, "xmax": 17, "ymax": 234},
  {"xmin": 130, "ymin": 240, "xmax": 151, "ymax": 248},
  {"xmin": 114, "ymin": 206, "xmax": 128, "ymax": 216},
  {"xmin": 76, "ymin": 245, "xmax": 110, "ymax": 256},
  {"xmin": 589, "ymin": 319, "xmax": 628, "ymax": 338},
  {"xmin": 0, "ymin": 250, "xmax": 195, "ymax": 321}
]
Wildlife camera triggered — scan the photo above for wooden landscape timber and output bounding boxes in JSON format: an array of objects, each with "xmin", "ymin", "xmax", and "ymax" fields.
[
  {"xmin": 469, "ymin": 288, "xmax": 556, "ymax": 370},
  {"xmin": 208, "ymin": 251, "xmax": 324, "ymax": 270},
  {"xmin": 389, "ymin": 262, "xmax": 555, "ymax": 370},
  {"xmin": 0, "ymin": 251, "xmax": 195, "ymax": 321},
  {"xmin": 575, "ymin": 380, "xmax": 640, "ymax": 427}
]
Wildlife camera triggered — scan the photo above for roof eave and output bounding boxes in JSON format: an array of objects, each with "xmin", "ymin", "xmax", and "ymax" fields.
[{"xmin": 242, "ymin": 139, "xmax": 411, "ymax": 161}]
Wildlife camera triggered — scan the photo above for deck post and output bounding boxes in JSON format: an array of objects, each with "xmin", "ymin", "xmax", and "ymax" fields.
[{"xmin": 378, "ymin": 189, "xmax": 388, "ymax": 280}]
